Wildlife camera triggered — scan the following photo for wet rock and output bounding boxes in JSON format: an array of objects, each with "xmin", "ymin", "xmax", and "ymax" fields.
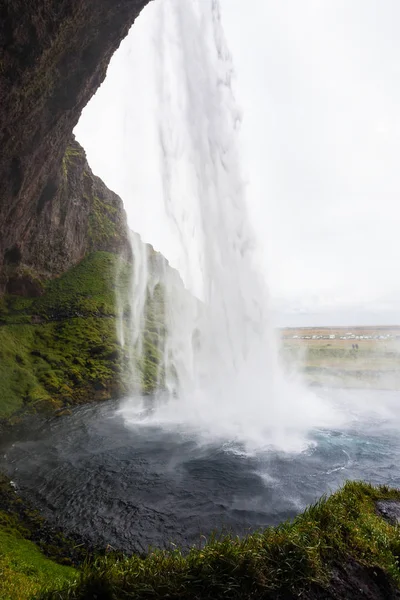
[
  {"xmin": 308, "ymin": 559, "xmax": 400, "ymax": 599},
  {"xmin": 376, "ymin": 500, "xmax": 400, "ymax": 525},
  {"xmin": 55, "ymin": 408, "xmax": 72, "ymax": 417}
]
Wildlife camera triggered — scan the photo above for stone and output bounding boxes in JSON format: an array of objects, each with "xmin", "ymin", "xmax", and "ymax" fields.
[
  {"xmin": 0, "ymin": 0, "xmax": 150, "ymax": 293},
  {"xmin": 376, "ymin": 500, "xmax": 400, "ymax": 525}
]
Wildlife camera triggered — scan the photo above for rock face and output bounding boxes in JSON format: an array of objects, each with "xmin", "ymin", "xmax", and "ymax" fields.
[
  {"xmin": 0, "ymin": 0, "xmax": 150, "ymax": 293},
  {"xmin": 2, "ymin": 136, "xmax": 131, "ymax": 295},
  {"xmin": 376, "ymin": 500, "xmax": 400, "ymax": 525}
]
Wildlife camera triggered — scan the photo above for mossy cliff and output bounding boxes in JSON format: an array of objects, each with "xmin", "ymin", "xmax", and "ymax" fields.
[
  {"xmin": 0, "ymin": 248, "xmax": 168, "ymax": 424},
  {"xmin": 1, "ymin": 252, "xmax": 119, "ymax": 421},
  {"xmin": 0, "ymin": 137, "xmax": 169, "ymax": 425},
  {"xmin": 0, "ymin": 0, "xmax": 173, "ymax": 425}
]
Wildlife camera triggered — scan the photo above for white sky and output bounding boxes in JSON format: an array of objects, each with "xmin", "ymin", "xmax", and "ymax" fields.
[{"xmin": 75, "ymin": 0, "xmax": 400, "ymax": 319}]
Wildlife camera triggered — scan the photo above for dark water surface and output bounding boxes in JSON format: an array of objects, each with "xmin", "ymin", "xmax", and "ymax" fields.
[{"xmin": 2, "ymin": 391, "xmax": 400, "ymax": 553}]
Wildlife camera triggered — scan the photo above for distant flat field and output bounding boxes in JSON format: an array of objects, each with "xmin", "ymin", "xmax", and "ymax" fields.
[{"xmin": 280, "ymin": 326, "xmax": 400, "ymax": 390}]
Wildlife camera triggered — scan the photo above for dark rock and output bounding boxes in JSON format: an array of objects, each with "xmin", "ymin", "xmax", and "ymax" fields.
[
  {"xmin": 2, "ymin": 136, "xmax": 132, "ymax": 295},
  {"xmin": 0, "ymin": 0, "xmax": 150, "ymax": 293},
  {"xmin": 308, "ymin": 559, "xmax": 400, "ymax": 599},
  {"xmin": 55, "ymin": 408, "xmax": 72, "ymax": 417},
  {"xmin": 6, "ymin": 273, "xmax": 44, "ymax": 296},
  {"xmin": 4, "ymin": 244, "xmax": 22, "ymax": 265},
  {"xmin": 376, "ymin": 500, "xmax": 400, "ymax": 525}
]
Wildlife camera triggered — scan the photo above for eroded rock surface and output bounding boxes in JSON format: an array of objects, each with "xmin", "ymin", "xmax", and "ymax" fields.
[
  {"xmin": 376, "ymin": 500, "xmax": 400, "ymax": 525},
  {"xmin": 2, "ymin": 136, "xmax": 131, "ymax": 294},
  {"xmin": 0, "ymin": 0, "xmax": 150, "ymax": 292}
]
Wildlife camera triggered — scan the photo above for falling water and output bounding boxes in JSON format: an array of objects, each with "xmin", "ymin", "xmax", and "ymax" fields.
[
  {"xmin": 116, "ymin": 232, "xmax": 150, "ymax": 394},
  {"xmin": 117, "ymin": 0, "xmax": 342, "ymax": 452}
]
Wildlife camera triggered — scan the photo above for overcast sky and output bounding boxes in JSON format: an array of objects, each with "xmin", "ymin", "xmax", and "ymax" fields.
[{"xmin": 75, "ymin": 0, "xmax": 400, "ymax": 320}]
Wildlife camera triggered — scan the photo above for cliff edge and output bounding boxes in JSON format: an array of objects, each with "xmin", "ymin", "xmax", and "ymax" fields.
[{"xmin": 0, "ymin": 0, "xmax": 150, "ymax": 293}]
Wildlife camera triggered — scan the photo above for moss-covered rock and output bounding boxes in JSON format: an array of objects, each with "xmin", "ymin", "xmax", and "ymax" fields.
[{"xmin": 0, "ymin": 251, "xmax": 166, "ymax": 423}]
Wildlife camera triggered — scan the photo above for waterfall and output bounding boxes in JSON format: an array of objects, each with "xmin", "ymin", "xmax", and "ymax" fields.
[
  {"xmin": 116, "ymin": 0, "xmax": 341, "ymax": 452},
  {"xmin": 116, "ymin": 232, "xmax": 150, "ymax": 394}
]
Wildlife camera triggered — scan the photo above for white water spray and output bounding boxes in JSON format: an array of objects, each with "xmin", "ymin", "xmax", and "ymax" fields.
[
  {"xmin": 116, "ymin": 232, "xmax": 150, "ymax": 394},
  {"xmin": 117, "ymin": 0, "xmax": 342, "ymax": 453}
]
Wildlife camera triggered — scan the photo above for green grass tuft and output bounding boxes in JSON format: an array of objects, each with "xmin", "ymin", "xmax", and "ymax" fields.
[{"xmin": 0, "ymin": 528, "xmax": 76, "ymax": 600}]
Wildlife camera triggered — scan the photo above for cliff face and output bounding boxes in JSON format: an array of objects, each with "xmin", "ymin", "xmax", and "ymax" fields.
[
  {"xmin": 4, "ymin": 136, "xmax": 131, "ymax": 295},
  {"xmin": 0, "ymin": 0, "xmax": 150, "ymax": 293}
]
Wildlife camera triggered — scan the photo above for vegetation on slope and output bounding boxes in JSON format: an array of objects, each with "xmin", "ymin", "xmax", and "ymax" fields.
[
  {"xmin": 0, "ymin": 251, "xmax": 165, "ymax": 423},
  {"xmin": 0, "ymin": 474, "xmax": 79, "ymax": 600},
  {"xmin": 0, "ymin": 529, "xmax": 76, "ymax": 600},
  {"xmin": 30, "ymin": 482, "xmax": 400, "ymax": 599}
]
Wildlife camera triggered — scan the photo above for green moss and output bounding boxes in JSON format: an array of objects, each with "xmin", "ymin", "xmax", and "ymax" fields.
[
  {"xmin": 0, "ymin": 252, "xmax": 166, "ymax": 420},
  {"xmin": 0, "ymin": 474, "xmax": 77, "ymax": 598},
  {"xmin": 39, "ymin": 482, "xmax": 400, "ymax": 599},
  {"xmin": 35, "ymin": 251, "xmax": 121, "ymax": 317},
  {"xmin": 88, "ymin": 196, "xmax": 119, "ymax": 246},
  {"xmin": 0, "ymin": 317, "xmax": 122, "ymax": 419},
  {"xmin": 0, "ymin": 529, "xmax": 76, "ymax": 600},
  {"xmin": 62, "ymin": 144, "xmax": 84, "ymax": 180}
]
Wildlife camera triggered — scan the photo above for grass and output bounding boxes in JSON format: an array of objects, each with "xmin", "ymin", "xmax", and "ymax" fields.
[
  {"xmin": 0, "ymin": 528, "xmax": 77, "ymax": 600},
  {"xmin": 0, "ymin": 494, "xmax": 78, "ymax": 600},
  {"xmin": 0, "ymin": 252, "xmax": 166, "ymax": 421},
  {"xmin": 37, "ymin": 482, "xmax": 400, "ymax": 599},
  {"xmin": 0, "ymin": 472, "xmax": 98, "ymax": 600}
]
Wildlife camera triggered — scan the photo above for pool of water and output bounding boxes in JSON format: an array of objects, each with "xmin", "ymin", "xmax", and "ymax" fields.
[{"xmin": 2, "ymin": 388, "xmax": 400, "ymax": 554}]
